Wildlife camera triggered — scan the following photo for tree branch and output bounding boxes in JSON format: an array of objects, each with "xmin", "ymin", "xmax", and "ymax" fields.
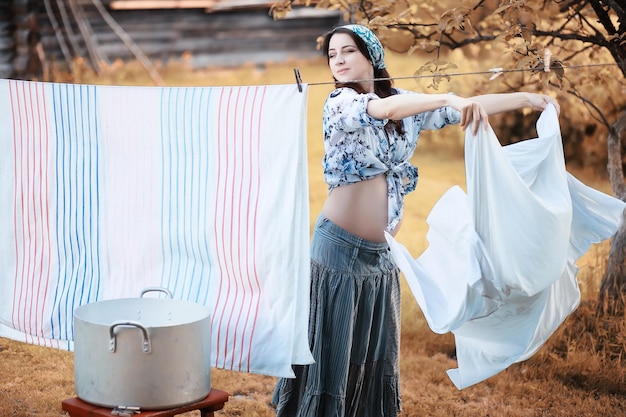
[
  {"xmin": 531, "ymin": 30, "xmax": 610, "ymax": 47},
  {"xmin": 566, "ymin": 87, "xmax": 613, "ymax": 130},
  {"xmin": 587, "ymin": 0, "xmax": 618, "ymax": 35},
  {"xmin": 607, "ymin": 111, "xmax": 626, "ymax": 200}
]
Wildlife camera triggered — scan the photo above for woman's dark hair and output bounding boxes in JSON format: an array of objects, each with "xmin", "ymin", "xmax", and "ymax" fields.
[{"xmin": 322, "ymin": 27, "xmax": 404, "ymax": 134}]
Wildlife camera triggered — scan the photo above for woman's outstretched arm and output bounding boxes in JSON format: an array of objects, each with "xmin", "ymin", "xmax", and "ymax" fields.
[
  {"xmin": 470, "ymin": 92, "xmax": 560, "ymax": 116},
  {"xmin": 366, "ymin": 93, "xmax": 489, "ymax": 134}
]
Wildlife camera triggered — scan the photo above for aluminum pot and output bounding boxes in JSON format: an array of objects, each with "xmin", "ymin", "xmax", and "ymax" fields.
[{"xmin": 73, "ymin": 287, "xmax": 212, "ymax": 410}]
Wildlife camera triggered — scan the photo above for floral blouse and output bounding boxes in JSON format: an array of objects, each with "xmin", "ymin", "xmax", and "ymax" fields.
[{"xmin": 322, "ymin": 87, "xmax": 461, "ymax": 231}]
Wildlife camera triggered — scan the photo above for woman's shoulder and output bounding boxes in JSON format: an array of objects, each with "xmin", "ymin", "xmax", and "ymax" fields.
[
  {"xmin": 324, "ymin": 87, "xmax": 379, "ymax": 109},
  {"xmin": 327, "ymin": 87, "xmax": 360, "ymax": 99},
  {"xmin": 392, "ymin": 87, "xmax": 416, "ymax": 96}
]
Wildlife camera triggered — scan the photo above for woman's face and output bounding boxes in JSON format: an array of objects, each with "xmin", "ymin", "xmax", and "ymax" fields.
[{"xmin": 327, "ymin": 33, "xmax": 374, "ymax": 87}]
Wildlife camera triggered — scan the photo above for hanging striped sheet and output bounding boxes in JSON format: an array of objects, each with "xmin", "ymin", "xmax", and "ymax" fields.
[{"xmin": 0, "ymin": 79, "xmax": 313, "ymax": 378}]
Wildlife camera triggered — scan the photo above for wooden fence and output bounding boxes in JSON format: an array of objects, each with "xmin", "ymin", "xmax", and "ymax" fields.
[{"xmin": 2, "ymin": 0, "xmax": 342, "ymax": 80}]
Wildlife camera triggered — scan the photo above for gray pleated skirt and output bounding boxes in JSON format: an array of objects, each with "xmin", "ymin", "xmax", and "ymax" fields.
[{"xmin": 272, "ymin": 215, "xmax": 402, "ymax": 417}]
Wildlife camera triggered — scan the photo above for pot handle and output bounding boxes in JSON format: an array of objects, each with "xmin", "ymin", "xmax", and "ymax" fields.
[
  {"xmin": 109, "ymin": 321, "xmax": 152, "ymax": 354},
  {"xmin": 139, "ymin": 287, "xmax": 173, "ymax": 299}
]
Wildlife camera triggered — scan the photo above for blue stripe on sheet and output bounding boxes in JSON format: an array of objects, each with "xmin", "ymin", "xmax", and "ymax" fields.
[
  {"xmin": 159, "ymin": 87, "xmax": 215, "ymax": 302},
  {"xmin": 49, "ymin": 83, "xmax": 101, "ymax": 341}
]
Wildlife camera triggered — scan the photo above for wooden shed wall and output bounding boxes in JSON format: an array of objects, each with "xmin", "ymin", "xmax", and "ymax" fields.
[
  {"xmin": 2, "ymin": 0, "xmax": 342, "ymax": 80},
  {"xmin": 0, "ymin": 3, "xmax": 15, "ymax": 78}
]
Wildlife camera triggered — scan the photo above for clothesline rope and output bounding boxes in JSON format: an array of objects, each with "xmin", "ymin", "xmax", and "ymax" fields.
[{"xmin": 293, "ymin": 62, "xmax": 622, "ymax": 90}]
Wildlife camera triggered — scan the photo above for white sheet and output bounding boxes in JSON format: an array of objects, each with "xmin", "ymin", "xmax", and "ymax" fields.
[{"xmin": 386, "ymin": 104, "xmax": 625, "ymax": 389}]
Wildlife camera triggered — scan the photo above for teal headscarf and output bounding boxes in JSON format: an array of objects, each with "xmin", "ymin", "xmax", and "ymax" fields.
[{"xmin": 343, "ymin": 24, "xmax": 386, "ymax": 70}]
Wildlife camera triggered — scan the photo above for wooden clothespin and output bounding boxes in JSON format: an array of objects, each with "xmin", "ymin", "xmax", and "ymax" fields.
[
  {"xmin": 294, "ymin": 68, "xmax": 303, "ymax": 92},
  {"xmin": 488, "ymin": 67, "xmax": 503, "ymax": 80},
  {"xmin": 544, "ymin": 49, "xmax": 552, "ymax": 72}
]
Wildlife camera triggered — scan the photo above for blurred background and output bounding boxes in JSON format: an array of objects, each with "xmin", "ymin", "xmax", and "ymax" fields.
[{"xmin": 0, "ymin": 0, "xmax": 342, "ymax": 79}]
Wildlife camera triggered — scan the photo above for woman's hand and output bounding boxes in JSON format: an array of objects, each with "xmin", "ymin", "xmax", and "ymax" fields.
[
  {"xmin": 526, "ymin": 93, "xmax": 560, "ymax": 115},
  {"xmin": 447, "ymin": 96, "xmax": 489, "ymax": 135}
]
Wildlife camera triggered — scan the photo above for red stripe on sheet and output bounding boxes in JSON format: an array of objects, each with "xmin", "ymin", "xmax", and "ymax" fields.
[
  {"xmin": 230, "ymin": 86, "xmax": 251, "ymax": 368},
  {"xmin": 10, "ymin": 80, "xmax": 32, "ymax": 342},
  {"xmin": 223, "ymin": 86, "xmax": 242, "ymax": 366},
  {"xmin": 211, "ymin": 86, "xmax": 265, "ymax": 371},
  {"xmin": 9, "ymin": 80, "xmax": 52, "ymax": 343},
  {"xmin": 241, "ymin": 85, "xmax": 265, "ymax": 372},
  {"xmin": 33, "ymin": 82, "xmax": 53, "ymax": 340},
  {"xmin": 9, "ymin": 80, "xmax": 24, "ymax": 333},
  {"xmin": 222, "ymin": 88, "xmax": 241, "ymax": 369}
]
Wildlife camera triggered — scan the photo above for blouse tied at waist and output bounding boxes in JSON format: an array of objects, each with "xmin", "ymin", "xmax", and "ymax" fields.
[
  {"xmin": 322, "ymin": 87, "xmax": 460, "ymax": 233},
  {"xmin": 385, "ymin": 159, "xmax": 419, "ymax": 232}
]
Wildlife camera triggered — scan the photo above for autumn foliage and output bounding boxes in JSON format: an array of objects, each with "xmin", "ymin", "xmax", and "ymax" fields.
[{"xmin": 272, "ymin": 0, "xmax": 626, "ymax": 171}]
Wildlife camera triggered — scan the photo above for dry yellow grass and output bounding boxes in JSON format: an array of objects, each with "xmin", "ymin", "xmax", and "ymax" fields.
[{"xmin": 1, "ymin": 53, "xmax": 624, "ymax": 417}]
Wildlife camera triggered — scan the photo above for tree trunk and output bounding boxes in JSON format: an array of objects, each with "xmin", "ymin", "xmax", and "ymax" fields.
[{"xmin": 597, "ymin": 111, "xmax": 626, "ymax": 316}]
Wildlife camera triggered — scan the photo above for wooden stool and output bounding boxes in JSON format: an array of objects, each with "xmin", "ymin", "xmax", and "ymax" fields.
[{"xmin": 62, "ymin": 388, "xmax": 229, "ymax": 417}]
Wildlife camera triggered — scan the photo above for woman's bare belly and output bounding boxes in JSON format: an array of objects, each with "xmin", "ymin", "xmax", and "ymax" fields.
[{"xmin": 321, "ymin": 175, "xmax": 400, "ymax": 242}]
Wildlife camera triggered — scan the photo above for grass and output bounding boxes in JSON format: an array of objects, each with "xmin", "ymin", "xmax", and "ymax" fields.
[{"xmin": 1, "ymin": 52, "xmax": 625, "ymax": 416}]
